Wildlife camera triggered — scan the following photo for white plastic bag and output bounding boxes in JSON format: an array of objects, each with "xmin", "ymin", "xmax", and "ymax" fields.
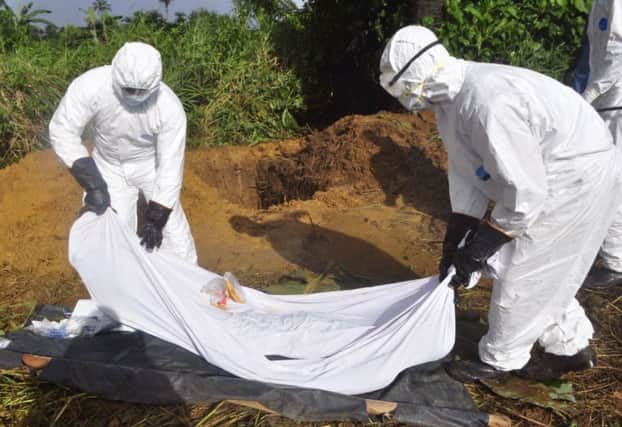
[
  {"xmin": 26, "ymin": 315, "xmax": 118, "ymax": 339},
  {"xmin": 0, "ymin": 337, "xmax": 10, "ymax": 349},
  {"xmin": 26, "ymin": 303, "xmax": 122, "ymax": 339},
  {"xmin": 200, "ymin": 272, "xmax": 246, "ymax": 309}
]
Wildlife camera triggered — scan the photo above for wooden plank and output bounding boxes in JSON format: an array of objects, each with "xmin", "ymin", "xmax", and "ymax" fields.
[
  {"xmin": 364, "ymin": 398, "xmax": 398, "ymax": 415},
  {"xmin": 488, "ymin": 414, "xmax": 512, "ymax": 427},
  {"xmin": 227, "ymin": 398, "xmax": 399, "ymax": 417},
  {"xmin": 21, "ymin": 354, "xmax": 52, "ymax": 369},
  {"xmin": 225, "ymin": 399, "xmax": 279, "ymax": 414}
]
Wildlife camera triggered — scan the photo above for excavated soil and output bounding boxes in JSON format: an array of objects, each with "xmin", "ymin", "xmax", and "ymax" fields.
[{"xmin": 0, "ymin": 110, "xmax": 449, "ymax": 305}]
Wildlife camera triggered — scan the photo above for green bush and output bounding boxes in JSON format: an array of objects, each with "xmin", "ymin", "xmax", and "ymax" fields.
[
  {"xmin": 269, "ymin": 0, "xmax": 591, "ymax": 122},
  {"xmin": 436, "ymin": 0, "xmax": 590, "ymax": 81},
  {"xmin": 0, "ymin": 9, "xmax": 305, "ymax": 167},
  {"xmin": 271, "ymin": 0, "xmax": 415, "ymax": 122},
  {"xmin": 0, "ymin": 1, "xmax": 597, "ymax": 167}
]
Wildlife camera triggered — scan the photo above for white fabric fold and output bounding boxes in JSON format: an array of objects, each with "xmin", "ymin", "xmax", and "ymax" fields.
[{"xmin": 68, "ymin": 211, "xmax": 456, "ymax": 394}]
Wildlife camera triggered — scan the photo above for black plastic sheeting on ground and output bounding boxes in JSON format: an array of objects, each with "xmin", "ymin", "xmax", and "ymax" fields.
[{"xmin": 0, "ymin": 305, "xmax": 490, "ymax": 427}]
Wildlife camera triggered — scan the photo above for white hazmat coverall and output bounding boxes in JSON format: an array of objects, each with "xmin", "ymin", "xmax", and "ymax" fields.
[
  {"xmin": 49, "ymin": 42, "xmax": 197, "ymax": 264},
  {"xmin": 583, "ymin": 0, "xmax": 622, "ymax": 272},
  {"xmin": 380, "ymin": 26, "xmax": 622, "ymax": 371}
]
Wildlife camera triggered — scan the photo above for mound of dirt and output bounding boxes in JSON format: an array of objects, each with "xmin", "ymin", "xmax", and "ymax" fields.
[{"xmin": 0, "ymin": 111, "xmax": 449, "ymax": 305}]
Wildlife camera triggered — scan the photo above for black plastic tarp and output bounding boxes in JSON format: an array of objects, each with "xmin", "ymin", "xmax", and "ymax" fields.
[{"xmin": 0, "ymin": 305, "xmax": 490, "ymax": 427}]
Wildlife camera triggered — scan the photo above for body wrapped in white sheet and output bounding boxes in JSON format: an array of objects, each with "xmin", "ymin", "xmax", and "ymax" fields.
[{"xmin": 68, "ymin": 211, "xmax": 456, "ymax": 394}]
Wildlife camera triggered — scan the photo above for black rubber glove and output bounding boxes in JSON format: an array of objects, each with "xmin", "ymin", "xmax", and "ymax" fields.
[
  {"xmin": 140, "ymin": 200, "xmax": 172, "ymax": 251},
  {"xmin": 450, "ymin": 221, "xmax": 513, "ymax": 289},
  {"xmin": 69, "ymin": 157, "xmax": 111, "ymax": 215},
  {"xmin": 439, "ymin": 213, "xmax": 480, "ymax": 281}
]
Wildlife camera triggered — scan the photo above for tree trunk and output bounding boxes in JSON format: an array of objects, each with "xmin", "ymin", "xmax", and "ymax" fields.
[{"xmin": 409, "ymin": 0, "xmax": 445, "ymax": 25}]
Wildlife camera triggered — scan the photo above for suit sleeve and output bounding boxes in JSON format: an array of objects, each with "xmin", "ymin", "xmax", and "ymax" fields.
[
  {"xmin": 448, "ymin": 165, "xmax": 488, "ymax": 219},
  {"xmin": 49, "ymin": 70, "xmax": 100, "ymax": 166},
  {"xmin": 150, "ymin": 98, "xmax": 187, "ymax": 208},
  {"xmin": 468, "ymin": 99, "xmax": 548, "ymax": 236}
]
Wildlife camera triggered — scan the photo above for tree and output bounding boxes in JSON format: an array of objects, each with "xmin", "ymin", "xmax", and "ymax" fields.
[
  {"xmin": 0, "ymin": 0, "xmax": 52, "ymax": 49},
  {"xmin": 409, "ymin": 0, "xmax": 445, "ymax": 25},
  {"xmin": 92, "ymin": 0, "xmax": 111, "ymax": 40},
  {"xmin": 230, "ymin": 0, "xmax": 446, "ymax": 122},
  {"xmin": 282, "ymin": 1, "xmax": 424, "ymax": 121},
  {"xmin": 125, "ymin": 10, "xmax": 167, "ymax": 27},
  {"xmin": 234, "ymin": 0, "xmax": 298, "ymax": 19},
  {"xmin": 159, "ymin": 0, "xmax": 173, "ymax": 20},
  {"xmin": 80, "ymin": 7, "xmax": 97, "ymax": 43},
  {"xmin": 3, "ymin": 1, "xmax": 53, "ymax": 28},
  {"xmin": 81, "ymin": 1, "xmax": 114, "ymax": 43},
  {"xmin": 174, "ymin": 11, "xmax": 186, "ymax": 23}
]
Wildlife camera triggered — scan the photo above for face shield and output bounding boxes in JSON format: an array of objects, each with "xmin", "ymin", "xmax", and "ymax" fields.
[
  {"xmin": 112, "ymin": 42, "xmax": 162, "ymax": 107},
  {"xmin": 397, "ymin": 82, "xmax": 430, "ymax": 111},
  {"xmin": 379, "ymin": 39, "xmax": 442, "ymax": 111},
  {"xmin": 380, "ymin": 60, "xmax": 448, "ymax": 111},
  {"xmin": 120, "ymin": 87, "xmax": 153, "ymax": 106},
  {"xmin": 379, "ymin": 72, "xmax": 407, "ymax": 98}
]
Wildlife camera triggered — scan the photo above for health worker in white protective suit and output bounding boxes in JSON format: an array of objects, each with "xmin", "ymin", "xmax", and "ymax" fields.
[
  {"xmin": 49, "ymin": 42, "xmax": 197, "ymax": 264},
  {"xmin": 379, "ymin": 25, "xmax": 622, "ymax": 383},
  {"xmin": 580, "ymin": 0, "xmax": 622, "ymax": 288}
]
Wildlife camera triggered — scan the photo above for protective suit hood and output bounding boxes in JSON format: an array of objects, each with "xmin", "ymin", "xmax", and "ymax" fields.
[
  {"xmin": 379, "ymin": 25, "xmax": 465, "ymax": 110},
  {"xmin": 112, "ymin": 42, "xmax": 162, "ymax": 106}
]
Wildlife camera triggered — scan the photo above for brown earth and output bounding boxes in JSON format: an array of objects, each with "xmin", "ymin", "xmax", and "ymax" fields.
[
  {"xmin": 0, "ymin": 110, "xmax": 620, "ymax": 426},
  {"xmin": 0, "ymin": 110, "xmax": 449, "ymax": 305}
]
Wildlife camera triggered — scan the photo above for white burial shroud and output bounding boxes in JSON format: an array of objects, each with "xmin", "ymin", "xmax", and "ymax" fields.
[{"xmin": 68, "ymin": 211, "xmax": 456, "ymax": 394}]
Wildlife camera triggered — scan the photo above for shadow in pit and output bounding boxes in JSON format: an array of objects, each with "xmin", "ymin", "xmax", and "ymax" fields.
[
  {"xmin": 230, "ymin": 212, "xmax": 419, "ymax": 288},
  {"xmin": 365, "ymin": 129, "xmax": 450, "ymax": 220}
]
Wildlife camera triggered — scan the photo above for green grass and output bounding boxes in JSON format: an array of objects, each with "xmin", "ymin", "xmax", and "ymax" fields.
[
  {"xmin": 0, "ymin": 302, "xmax": 36, "ymax": 337},
  {"xmin": 0, "ymin": 368, "xmax": 393, "ymax": 426},
  {"xmin": 0, "ymin": 10, "xmax": 305, "ymax": 168}
]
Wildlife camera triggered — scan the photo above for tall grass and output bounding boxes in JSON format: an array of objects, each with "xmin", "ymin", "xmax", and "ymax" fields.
[{"xmin": 0, "ymin": 10, "xmax": 305, "ymax": 168}]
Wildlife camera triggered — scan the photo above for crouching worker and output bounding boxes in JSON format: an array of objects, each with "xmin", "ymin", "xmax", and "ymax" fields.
[
  {"xmin": 49, "ymin": 42, "xmax": 197, "ymax": 264},
  {"xmin": 379, "ymin": 26, "xmax": 622, "ymax": 382}
]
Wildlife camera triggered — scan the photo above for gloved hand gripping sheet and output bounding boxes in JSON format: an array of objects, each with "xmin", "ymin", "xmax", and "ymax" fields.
[{"xmin": 68, "ymin": 211, "xmax": 456, "ymax": 395}]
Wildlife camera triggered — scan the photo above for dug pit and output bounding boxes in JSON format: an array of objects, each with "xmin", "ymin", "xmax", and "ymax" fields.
[{"xmin": 0, "ymin": 111, "xmax": 449, "ymax": 303}]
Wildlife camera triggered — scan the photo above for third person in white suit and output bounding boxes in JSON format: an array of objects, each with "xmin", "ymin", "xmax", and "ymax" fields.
[
  {"xmin": 380, "ymin": 25, "xmax": 622, "ymax": 382},
  {"xmin": 581, "ymin": 0, "xmax": 622, "ymax": 288},
  {"xmin": 49, "ymin": 42, "xmax": 197, "ymax": 264}
]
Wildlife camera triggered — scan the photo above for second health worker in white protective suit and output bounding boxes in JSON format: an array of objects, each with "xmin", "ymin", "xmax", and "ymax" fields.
[
  {"xmin": 579, "ymin": 0, "xmax": 622, "ymax": 288},
  {"xmin": 50, "ymin": 42, "xmax": 197, "ymax": 264},
  {"xmin": 380, "ymin": 26, "xmax": 622, "ymax": 382}
]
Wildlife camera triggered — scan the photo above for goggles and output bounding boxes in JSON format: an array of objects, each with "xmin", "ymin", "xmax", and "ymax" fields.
[
  {"xmin": 120, "ymin": 87, "xmax": 153, "ymax": 106},
  {"xmin": 121, "ymin": 87, "xmax": 149, "ymax": 97}
]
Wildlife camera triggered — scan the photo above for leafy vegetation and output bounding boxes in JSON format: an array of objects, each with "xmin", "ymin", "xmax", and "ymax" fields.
[
  {"xmin": 0, "ymin": 3, "xmax": 304, "ymax": 167},
  {"xmin": 253, "ymin": 0, "xmax": 592, "ymax": 122},
  {"xmin": 436, "ymin": 0, "xmax": 590, "ymax": 82},
  {"xmin": 0, "ymin": 0, "xmax": 595, "ymax": 167}
]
